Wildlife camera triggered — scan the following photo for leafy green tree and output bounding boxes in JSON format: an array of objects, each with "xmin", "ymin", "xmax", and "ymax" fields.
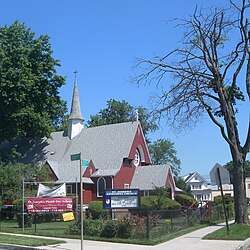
[
  {"xmin": 0, "ymin": 163, "xmax": 49, "ymax": 204},
  {"xmin": 224, "ymin": 160, "xmax": 250, "ymax": 183},
  {"xmin": 174, "ymin": 176, "xmax": 191, "ymax": 195},
  {"xmin": 56, "ymin": 114, "xmax": 69, "ymax": 132},
  {"xmin": 0, "ymin": 21, "xmax": 67, "ymax": 140},
  {"xmin": 152, "ymin": 186, "xmax": 169, "ymax": 210},
  {"xmin": 87, "ymin": 99, "xmax": 158, "ymax": 142},
  {"xmin": 149, "ymin": 139, "xmax": 181, "ymax": 176},
  {"xmin": 133, "ymin": 1, "xmax": 250, "ymax": 224}
]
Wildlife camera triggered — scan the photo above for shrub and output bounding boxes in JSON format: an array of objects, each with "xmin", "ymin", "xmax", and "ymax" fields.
[
  {"xmin": 68, "ymin": 218, "xmax": 103, "ymax": 236},
  {"xmin": 33, "ymin": 214, "xmax": 44, "ymax": 224},
  {"xmin": 117, "ymin": 219, "xmax": 131, "ymax": 239},
  {"xmin": 87, "ymin": 201, "xmax": 109, "ymax": 219},
  {"xmin": 213, "ymin": 195, "xmax": 234, "ymax": 205},
  {"xmin": 83, "ymin": 219, "xmax": 102, "ymax": 236},
  {"xmin": 16, "ymin": 212, "xmax": 33, "ymax": 228},
  {"xmin": 148, "ymin": 213, "xmax": 160, "ymax": 229},
  {"xmin": 100, "ymin": 219, "xmax": 118, "ymax": 238},
  {"xmin": 68, "ymin": 219, "xmax": 81, "ymax": 234},
  {"xmin": 141, "ymin": 196, "xmax": 181, "ymax": 210},
  {"xmin": 0, "ymin": 205, "xmax": 14, "ymax": 220},
  {"xmin": 175, "ymin": 194, "xmax": 198, "ymax": 208},
  {"xmin": 44, "ymin": 213, "xmax": 54, "ymax": 222},
  {"xmin": 117, "ymin": 214, "xmax": 147, "ymax": 239}
]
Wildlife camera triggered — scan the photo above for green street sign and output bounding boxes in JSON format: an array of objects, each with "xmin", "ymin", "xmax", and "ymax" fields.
[
  {"xmin": 70, "ymin": 153, "xmax": 81, "ymax": 161},
  {"xmin": 82, "ymin": 159, "xmax": 89, "ymax": 167}
]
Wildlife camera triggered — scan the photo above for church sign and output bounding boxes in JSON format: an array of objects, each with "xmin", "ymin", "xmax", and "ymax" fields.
[
  {"xmin": 26, "ymin": 197, "xmax": 73, "ymax": 213},
  {"xmin": 103, "ymin": 189, "xmax": 140, "ymax": 209}
]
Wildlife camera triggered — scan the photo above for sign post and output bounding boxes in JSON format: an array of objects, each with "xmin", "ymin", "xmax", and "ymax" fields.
[
  {"xmin": 210, "ymin": 163, "xmax": 230, "ymax": 234},
  {"xmin": 22, "ymin": 178, "xmax": 25, "ymax": 231},
  {"xmin": 217, "ymin": 167, "xmax": 230, "ymax": 234},
  {"xmin": 70, "ymin": 153, "xmax": 83, "ymax": 250}
]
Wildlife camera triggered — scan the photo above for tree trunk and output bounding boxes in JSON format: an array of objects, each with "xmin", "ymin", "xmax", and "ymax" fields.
[{"xmin": 232, "ymin": 156, "xmax": 248, "ymax": 224}]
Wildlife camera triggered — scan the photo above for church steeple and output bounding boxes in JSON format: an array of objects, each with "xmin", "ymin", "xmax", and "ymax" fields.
[{"xmin": 68, "ymin": 72, "xmax": 84, "ymax": 139}]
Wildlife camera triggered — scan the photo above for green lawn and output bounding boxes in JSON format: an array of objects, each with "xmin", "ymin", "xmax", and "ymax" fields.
[
  {"xmin": 2, "ymin": 219, "xmax": 250, "ymax": 246},
  {"xmin": 203, "ymin": 224, "xmax": 250, "ymax": 241},
  {"xmin": 0, "ymin": 233, "xmax": 65, "ymax": 247},
  {"xmin": 0, "ymin": 219, "xmax": 206, "ymax": 245},
  {"xmin": 0, "ymin": 220, "xmax": 77, "ymax": 238}
]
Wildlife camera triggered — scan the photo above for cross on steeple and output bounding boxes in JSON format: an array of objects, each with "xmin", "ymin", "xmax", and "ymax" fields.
[
  {"xmin": 136, "ymin": 109, "xmax": 139, "ymax": 121},
  {"xmin": 73, "ymin": 70, "xmax": 78, "ymax": 83}
]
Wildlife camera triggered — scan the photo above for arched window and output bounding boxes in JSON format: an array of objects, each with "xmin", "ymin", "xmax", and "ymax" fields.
[
  {"xmin": 133, "ymin": 148, "xmax": 140, "ymax": 167},
  {"xmin": 97, "ymin": 177, "xmax": 106, "ymax": 197}
]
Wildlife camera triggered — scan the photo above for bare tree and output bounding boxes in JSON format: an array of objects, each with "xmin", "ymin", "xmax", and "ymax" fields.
[{"xmin": 134, "ymin": 0, "xmax": 250, "ymax": 223}]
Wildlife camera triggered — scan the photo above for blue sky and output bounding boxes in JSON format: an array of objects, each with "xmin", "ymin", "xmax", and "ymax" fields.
[{"xmin": 1, "ymin": 0, "xmax": 249, "ymax": 176}]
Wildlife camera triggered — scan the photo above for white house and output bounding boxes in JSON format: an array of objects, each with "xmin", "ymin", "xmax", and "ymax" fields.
[
  {"xmin": 183, "ymin": 164, "xmax": 248, "ymax": 202},
  {"xmin": 183, "ymin": 172, "xmax": 211, "ymax": 202}
]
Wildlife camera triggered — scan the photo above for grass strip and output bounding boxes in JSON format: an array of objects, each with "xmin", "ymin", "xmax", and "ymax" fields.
[
  {"xmin": 0, "ymin": 221, "xmax": 206, "ymax": 246},
  {"xmin": 203, "ymin": 224, "xmax": 250, "ymax": 241},
  {"xmin": 75, "ymin": 224, "xmax": 207, "ymax": 246},
  {"xmin": 0, "ymin": 233, "xmax": 66, "ymax": 247}
]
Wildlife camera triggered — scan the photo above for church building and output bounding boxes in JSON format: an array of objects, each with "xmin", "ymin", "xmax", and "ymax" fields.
[{"xmin": 0, "ymin": 79, "xmax": 178, "ymax": 206}]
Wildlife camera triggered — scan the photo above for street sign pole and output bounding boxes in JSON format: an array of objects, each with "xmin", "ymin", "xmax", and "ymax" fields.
[
  {"xmin": 71, "ymin": 153, "xmax": 83, "ymax": 250},
  {"xmin": 22, "ymin": 178, "xmax": 25, "ymax": 231},
  {"xmin": 217, "ymin": 167, "xmax": 230, "ymax": 234},
  {"xmin": 80, "ymin": 153, "xmax": 83, "ymax": 250}
]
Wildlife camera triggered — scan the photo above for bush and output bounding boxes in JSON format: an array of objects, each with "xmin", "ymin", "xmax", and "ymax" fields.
[
  {"xmin": 16, "ymin": 212, "xmax": 33, "ymax": 228},
  {"xmin": 0, "ymin": 205, "xmax": 14, "ymax": 220},
  {"xmin": 83, "ymin": 219, "xmax": 102, "ymax": 236},
  {"xmin": 213, "ymin": 195, "xmax": 234, "ymax": 205},
  {"xmin": 175, "ymin": 194, "xmax": 198, "ymax": 208},
  {"xmin": 68, "ymin": 218, "xmax": 103, "ymax": 236},
  {"xmin": 141, "ymin": 196, "xmax": 181, "ymax": 210},
  {"xmin": 33, "ymin": 214, "xmax": 44, "ymax": 224},
  {"xmin": 87, "ymin": 201, "xmax": 109, "ymax": 219},
  {"xmin": 100, "ymin": 219, "xmax": 118, "ymax": 238},
  {"xmin": 117, "ymin": 219, "xmax": 131, "ymax": 238},
  {"xmin": 117, "ymin": 214, "xmax": 147, "ymax": 239},
  {"xmin": 44, "ymin": 213, "xmax": 55, "ymax": 222},
  {"xmin": 68, "ymin": 215, "xmax": 147, "ymax": 239},
  {"xmin": 68, "ymin": 219, "xmax": 81, "ymax": 234}
]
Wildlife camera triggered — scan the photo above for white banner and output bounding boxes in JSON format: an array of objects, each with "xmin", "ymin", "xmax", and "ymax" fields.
[{"xmin": 37, "ymin": 183, "xmax": 66, "ymax": 197}]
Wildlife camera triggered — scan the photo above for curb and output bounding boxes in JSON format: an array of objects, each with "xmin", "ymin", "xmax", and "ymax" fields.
[
  {"xmin": 0, "ymin": 243, "xmax": 38, "ymax": 250},
  {"xmin": 236, "ymin": 238, "xmax": 250, "ymax": 250}
]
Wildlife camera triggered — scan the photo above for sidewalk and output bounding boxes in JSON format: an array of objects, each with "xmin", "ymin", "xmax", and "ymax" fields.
[{"xmin": 1, "ymin": 222, "xmax": 249, "ymax": 250}]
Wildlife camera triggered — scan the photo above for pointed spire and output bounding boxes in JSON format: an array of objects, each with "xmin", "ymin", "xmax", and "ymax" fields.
[
  {"xmin": 68, "ymin": 71, "xmax": 84, "ymax": 121},
  {"xmin": 67, "ymin": 71, "xmax": 84, "ymax": 139}
]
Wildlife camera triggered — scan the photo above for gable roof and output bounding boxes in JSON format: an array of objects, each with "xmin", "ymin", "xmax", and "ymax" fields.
[
  {"xmin": 130, "ymin": 164, "xmax": 172, "ymax": 190},
  {"xmin": 0, "ymin": 121, "xmax": 141, "ymax": 183},
  {"xmin": 65, "ymin": 121, "xmax": 139, "ymax": 173},
  {"xmin": 183, "ymin": 172, "xmax": 207, "ymax": 184},
  {"xmin": 183, "ymin": 172, "xmax": 195, "ymax": 182}
]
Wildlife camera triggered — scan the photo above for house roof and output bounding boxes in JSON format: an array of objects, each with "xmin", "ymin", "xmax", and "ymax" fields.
[
  {"xmin": 1, "ymin": 121, "xmax": 140, "ymax": 183},
  {"xmin": 130, "ymin": 164, "xmax": 172, "ymax": 190},
  {"xmin": 183, "ymin": 172, "xmax": 195, "ymax": 182},
  {"xmin": 183, "ymin": 172, "xmax": 207, "ymax": 184}
]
